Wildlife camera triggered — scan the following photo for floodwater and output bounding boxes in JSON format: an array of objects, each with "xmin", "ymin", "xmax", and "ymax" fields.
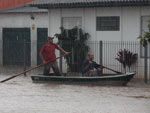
[{"xmin": 0, "ymin": 74, "xmax": 150, "ymax": 113}]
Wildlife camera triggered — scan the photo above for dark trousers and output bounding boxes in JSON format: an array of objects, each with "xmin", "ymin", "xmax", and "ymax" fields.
[{"xmin": 43, "ymin": 61, "xmax": 60, "ymax": 76}]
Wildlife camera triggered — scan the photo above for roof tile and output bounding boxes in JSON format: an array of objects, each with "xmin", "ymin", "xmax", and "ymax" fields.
[{"xmin": 29, "ymin": 0, "xmax": 150, "ymax": 8}]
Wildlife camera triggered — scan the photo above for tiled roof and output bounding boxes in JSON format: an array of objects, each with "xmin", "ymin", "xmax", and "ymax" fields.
[
  {"xmin": 29, "ymin": 0, "xmax": 150, "ymax": 8},
  {"xmin": 0, "ymin": 6, "xmax": 48, "ymax": 13}
]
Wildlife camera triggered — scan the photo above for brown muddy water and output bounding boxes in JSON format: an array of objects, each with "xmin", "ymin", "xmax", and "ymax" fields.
[{"xmin": 0, "ymin": 74, "xmax": 150, "ymax": 113}]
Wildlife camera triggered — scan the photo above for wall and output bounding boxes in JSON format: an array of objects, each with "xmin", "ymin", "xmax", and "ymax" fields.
[
  {"xmin": 47, "ymin": 6, "xmax": 150, "ymax": 76},
  {"xmin": 48, "ymin": 6, "xmax": 150, "ymax": 41},
  {"xmin": 0, "ymin": 12, "xmax": 49, "ymax": 66}
]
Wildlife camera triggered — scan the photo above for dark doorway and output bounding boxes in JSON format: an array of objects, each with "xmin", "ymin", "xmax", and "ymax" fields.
[
  {"xmin": 37, "ymin": 28, "xmax": 48, "ymax": 65},
  {"xmin": 3, "ymin": 28, "xmax": 31, "ymax": 66}
]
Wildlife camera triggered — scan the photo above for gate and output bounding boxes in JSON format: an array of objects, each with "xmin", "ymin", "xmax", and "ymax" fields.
[
  {"xmin": 37, "ymin": 28, "xmax": 48, "ymax": 65},
  {"xmin": 3, "ymin": 28, "xmax": 31, "ymax": 66}
]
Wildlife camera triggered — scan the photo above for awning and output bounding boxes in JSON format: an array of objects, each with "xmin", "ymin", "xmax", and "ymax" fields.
[{"xmin": 0, "ymin": 0, "xmax": 36, "ymax": 11}]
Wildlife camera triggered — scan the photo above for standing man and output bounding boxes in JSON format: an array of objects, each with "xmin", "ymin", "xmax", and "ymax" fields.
[
  {"xmin": 82, "ymin": 52, "xmax": 103, "ymax": 76},
  {"xmin": 40, "ymin": 36, "xmax": 70, "ymax": 76}
]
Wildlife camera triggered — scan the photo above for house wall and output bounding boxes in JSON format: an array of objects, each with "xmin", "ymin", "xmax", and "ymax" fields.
[
  {"xmin": 48, "ymin": 6, "xmax": 150, "ymax": 77},
  {"xmin": 0, "ymin": 13, "xmax": 48, "ymax": 66},
  {"xmin": 0, "ymin": 6, "xmax": 149, "ymax": 75},
  {"xmin": 48, "ymin": 6, "xmax": 150, "ymax": 41}
]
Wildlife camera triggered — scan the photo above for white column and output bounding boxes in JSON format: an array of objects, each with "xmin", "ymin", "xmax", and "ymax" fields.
[
  {"xmin": 31, "ymin": 24, "xmax": 37, "ymax": 66},
  {"xmin": 48, "ymin": 9, "xmax": 51, "ymax": 36}
]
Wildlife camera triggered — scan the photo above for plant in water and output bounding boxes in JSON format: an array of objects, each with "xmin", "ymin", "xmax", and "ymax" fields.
[
  {"xmin": 55, "ymin": 26, "xmax": 89, "ymax": 72},
  {"xmin": 116, "ymin": 49, "xmax": 138, "ymax": 72}
]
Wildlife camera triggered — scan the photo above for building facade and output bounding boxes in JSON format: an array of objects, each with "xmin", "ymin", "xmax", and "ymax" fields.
[
  {"xmin": 30, "ymin": 0, "xmax": 150, "ymax": 41},
  {"xmin": 0, "ymin": 6, "xmax": 48, "ymax": 66},
  {"xmin": 29, "ymin": 0, "xmax": 150, "ymax": 77}
]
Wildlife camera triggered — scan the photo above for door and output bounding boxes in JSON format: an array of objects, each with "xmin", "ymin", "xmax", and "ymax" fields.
[
  {"xmin": 37, "ymin": 28, "xmax": 48, "ymax": 65},
  {"xmin": 3, "ymin": 28, "xmax": 31, "ymax": 66}
]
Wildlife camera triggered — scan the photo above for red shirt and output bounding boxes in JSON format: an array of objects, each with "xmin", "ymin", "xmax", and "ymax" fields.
[{"xmin": 40, "ymin": 43, "xmax": 59, "ymax": 62}]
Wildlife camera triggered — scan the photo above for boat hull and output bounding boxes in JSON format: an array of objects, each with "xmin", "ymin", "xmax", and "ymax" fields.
[{"xmin": 31, "ymin": 72, "xmax": 135, "ymax": 86}]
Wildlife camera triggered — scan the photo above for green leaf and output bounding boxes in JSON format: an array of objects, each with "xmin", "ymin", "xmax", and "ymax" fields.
[{"xmin": 54, "ymin": 26, "xmax": 89, "ymax": 72}]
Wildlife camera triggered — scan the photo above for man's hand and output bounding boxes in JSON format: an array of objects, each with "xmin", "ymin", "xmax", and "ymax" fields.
[
  {"xmin": 64, "ymin": 52, "xmax": 71, "ymax": 55},
  {"xmin": 88, "ymin": 61, "xmax": 93, "ymax": 65},
  {"xmin": 42, "ymin": 60, "xmax": 47, "ymax": 64}
]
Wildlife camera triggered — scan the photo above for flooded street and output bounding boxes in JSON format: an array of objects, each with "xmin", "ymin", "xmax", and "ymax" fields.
[{"xmin": 0, "ymin": 75, "xmax": 150, "ymax": 113}]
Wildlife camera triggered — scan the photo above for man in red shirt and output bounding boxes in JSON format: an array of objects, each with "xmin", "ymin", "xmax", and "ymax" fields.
[{"xmin": 40, "ymin": 36, "xmax": 69, "ymax": 76}]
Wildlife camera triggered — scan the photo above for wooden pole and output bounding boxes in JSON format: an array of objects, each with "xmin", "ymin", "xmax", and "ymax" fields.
[
  {"xmin": 102, "ymin": 66, "xmax": 122, "ymax": 74},
  {"xmin": 0, "ymin": 55, "xmax": 65, "ymax": 83}
]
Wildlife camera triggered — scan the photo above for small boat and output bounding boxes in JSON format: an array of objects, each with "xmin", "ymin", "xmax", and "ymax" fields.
[
  {"xmin": 31, "ymin": 72, "xmax": 136, "ymax": 86},
  {"xmin": 31, "ymin": 72, "xmax": 135, "ymax": 86}
]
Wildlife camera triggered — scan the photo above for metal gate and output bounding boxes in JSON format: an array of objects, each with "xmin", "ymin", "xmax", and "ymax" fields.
[
  {"xmin": 37, "ymin": 28, "xmax": 48, "ymax": 65},
  {"xmin": 3, "ymin": 28, "xmax": 31, "ymax": 66}
]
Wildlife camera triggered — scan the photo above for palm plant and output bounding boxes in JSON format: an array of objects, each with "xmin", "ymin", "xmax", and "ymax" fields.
[{"xmin": 116, "ymin": 49, "xmax": 138, "ymax": 72}]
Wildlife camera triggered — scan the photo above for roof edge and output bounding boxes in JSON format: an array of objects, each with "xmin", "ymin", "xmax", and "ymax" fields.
[{"xmin": 29, "ymin": 1, "xmax": 150, "ymax": 9}]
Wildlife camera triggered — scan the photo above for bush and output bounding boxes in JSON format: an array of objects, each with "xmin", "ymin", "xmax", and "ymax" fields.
[
  {"xmin": 116, "ymin": 49, "xmax": 138, "ymax": 72},
  {"xmin": 55, "ymin": 27, "xmax": 89, "ymax": 72}
]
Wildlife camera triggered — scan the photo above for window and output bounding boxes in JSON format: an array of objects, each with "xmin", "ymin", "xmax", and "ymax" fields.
[
  {"xmin": 96, "ymin": 16, "xmax": 120, "ymax": 31},
  {"xmin": 62, "ymin": 17, "xmax": 82, "ymax": 30},
  {"xmin": 61, "ymin": 17, "xmax": 82, "ymax": 39}
]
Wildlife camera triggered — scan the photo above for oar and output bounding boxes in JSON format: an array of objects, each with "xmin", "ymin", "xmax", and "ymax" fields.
[
  {"xmin": 0, "ymin": 55, "xmax": 67, "ymax": 83},
  {"xmin": 93, "ymin": 62, "xmax": 122, "ymax": 74},
  {"xmin": 101, "ymin": 65, "xmax": 122, "ymax": 74}
]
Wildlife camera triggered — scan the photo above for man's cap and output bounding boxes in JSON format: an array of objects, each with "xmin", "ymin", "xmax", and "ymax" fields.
[{"xmin": 48, "ymin": 36, "xmax": 54, "ymax": 40}]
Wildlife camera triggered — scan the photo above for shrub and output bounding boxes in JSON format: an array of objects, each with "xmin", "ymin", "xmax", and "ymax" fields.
[
  {"xmin": 116, "ymin": 49, "xmax": 138, "ymax": 72},
  {"xmin": 55, "ymin": 27, "xmax": 89, "ymax": 72}
]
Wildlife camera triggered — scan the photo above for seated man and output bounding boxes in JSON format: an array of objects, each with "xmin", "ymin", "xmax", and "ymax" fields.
[{"xmin": 82, "ymin": 52, "xmax": 103, "ymax": 77}]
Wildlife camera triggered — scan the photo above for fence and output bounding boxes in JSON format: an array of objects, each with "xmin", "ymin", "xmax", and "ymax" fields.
[
  {"xmin": 86, "ymin": 41, "xmax": 150, "ymax": 83},
  {"xmin": 0, "ymin": 40, "xmax": 150, "ymax": 83}
]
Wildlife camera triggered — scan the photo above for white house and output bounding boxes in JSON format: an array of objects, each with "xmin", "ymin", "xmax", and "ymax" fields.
[
  {"xmin": 0, "ymin": 6, "xmax": 48, "ymax": 66},
  {"xmin": 29, "ymin": 0, "xmax": 150, "ymax": 77},
  {"xmin": 0, "ymin": 0, "xmax": 150, "ymax": 78},
  {"xmin": 29, "ymin": 0, "xmax": 150, "ymax": 41}
]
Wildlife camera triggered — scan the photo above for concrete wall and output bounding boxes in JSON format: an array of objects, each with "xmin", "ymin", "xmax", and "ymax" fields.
[
  {"xmin": 0, "ymin": 6, "xmax": 150, "ymax": 75},
  {"xmin": 48, "ymin": 6, "xmax": 150, "ymax": 41},
  {"xmin": 47, "ymin": 6, "xmax": 150, "ymax": 76},
  {"xmin": 0, "ymin": 12, "xmax": 48, "ymax": 66}
]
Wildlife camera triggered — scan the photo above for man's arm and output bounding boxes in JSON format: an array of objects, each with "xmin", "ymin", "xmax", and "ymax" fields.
[
  {"xmin": 84, "ymin": 60, "xmax": 92, "ymax": 70},
  {"xmin": 40, "ymin": 47, "xmax": 46, "ymax": 64},
  {"xmin": 57, "ymin": 46, "xmax": 70, "ymax": 55},
  {"xmin": 92, "ymin": 61, "xmax": 103, "ymax": 69},
  {"xmin": 82, "ymin": 60, "xmax": 93, "ymax": 74}
]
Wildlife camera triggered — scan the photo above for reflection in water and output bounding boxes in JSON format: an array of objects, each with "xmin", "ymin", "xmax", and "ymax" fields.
[{"xmin": 0, "ymin": 75, "xmax": 150, "ymax": 113}]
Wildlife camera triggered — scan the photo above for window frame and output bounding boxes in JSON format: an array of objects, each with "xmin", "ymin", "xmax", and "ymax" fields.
[
  {"xmin": 96, "ymin": 16, "xmax": 120, "ymax": 31},
  {"xmin": 61, "ymin": 17, "xmax": 82, "ymax": 30}
]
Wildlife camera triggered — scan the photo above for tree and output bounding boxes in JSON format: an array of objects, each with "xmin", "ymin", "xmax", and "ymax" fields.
[
  {"xmin": 138, "ymin": 19, "xmax": 150, "ymax": 83},
  {"xmin": 138, "ymin": 20, "xmax": 150, "ymax": 47},
  {"xmin": 55, "ymin": 27, "xmax": 89, "ymax": 72}
]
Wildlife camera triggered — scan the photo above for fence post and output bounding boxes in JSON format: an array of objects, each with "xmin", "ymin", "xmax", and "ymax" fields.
[
  {"xmin": 144, "ymin": 45, "xmax": 148, "ymax": 83},
  {"xmin": 99, "ymin": 40, "xmax": 103, "ymax": 74},
  {"xmin": 59, "ymin": 40, "xmax": 62, "ymax": 73},
  {"xmin": 24, "ymin": 39, "xmax": 26, "ymax": 76}
]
